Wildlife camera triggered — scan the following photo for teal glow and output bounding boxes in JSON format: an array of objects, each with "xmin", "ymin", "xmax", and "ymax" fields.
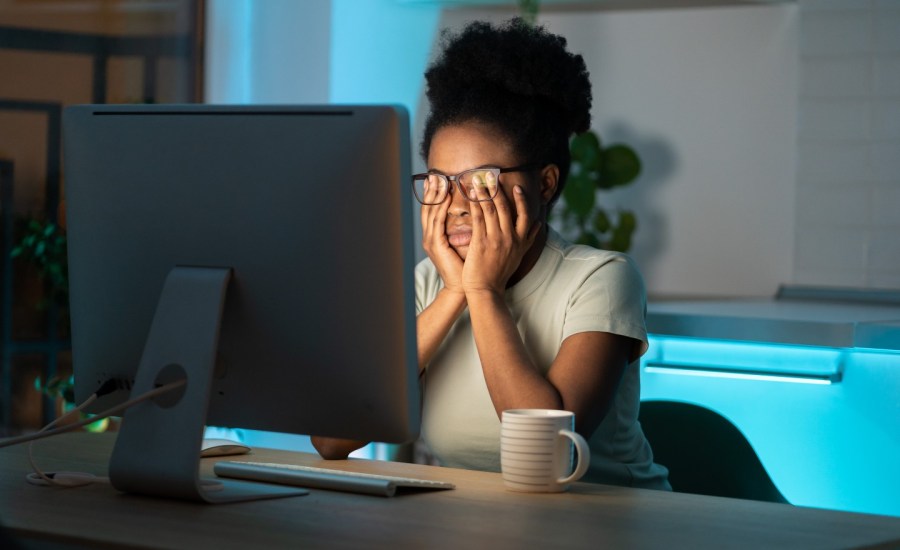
[
  {"xmin": 206, "ymin": 0, "xmax": 254, "ymax": 103},
  {"xmin": 642, "ymin": 334, "xmax": 900, "ymax": 518},
  {"xmin": 330, "ymin": 0, "xmax": 442, "ymax": 115},
  {"xmin": 643, "ymin": 365, "xmax": 835, "ymax": 385}
]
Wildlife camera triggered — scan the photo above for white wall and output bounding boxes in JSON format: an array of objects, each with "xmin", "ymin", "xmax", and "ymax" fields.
[
  {"xmin": 440, "ymin": 4, "xmax": 799, "ymax": 297},
  {"xmin": 568, "ymin": 6, "xmax": 797, "ymax": 298},
  {"xmin": 205, "ymin": 0, "xmax": 331, "ymax": 104},
  {"xmin": 206, "ymin": 1, "xmax": 900, "ymax": 297},
  {"xmin": 794, "ymin": 0, "xmax": 900, "ymax": 290}
]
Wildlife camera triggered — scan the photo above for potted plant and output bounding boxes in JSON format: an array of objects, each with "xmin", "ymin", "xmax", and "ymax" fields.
[
  {"xmin": 33, "ymin": 374, "xmax": 111, "ymax": 432},
  {"xmin": 515, "ymin": 1, "xmax": 642, "ymax": 252},
  {"xmin": 10, "ymin": 216, "xmax": 69, "ymax": 327},
  {"xmin": 554, "ymin": 130, "xmax": 641, "ymax": 252}
]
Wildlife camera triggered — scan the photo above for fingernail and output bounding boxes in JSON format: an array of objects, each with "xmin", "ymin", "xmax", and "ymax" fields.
[{"xmin": 515, "ymin": 185, "xmax": 524, "ymax": 194}]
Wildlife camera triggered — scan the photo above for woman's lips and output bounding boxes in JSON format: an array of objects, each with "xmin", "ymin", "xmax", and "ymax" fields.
[{"xmin": 447, "ymin": 227, "xmax": 472, "ymax": 247}]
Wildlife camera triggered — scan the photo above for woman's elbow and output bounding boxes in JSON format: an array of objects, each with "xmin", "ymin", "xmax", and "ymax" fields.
[{"xmin": 310, "ymin": 435, "xmax": 362, "ymax": 460}]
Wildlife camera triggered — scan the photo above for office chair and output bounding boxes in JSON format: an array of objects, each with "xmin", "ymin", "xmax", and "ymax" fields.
[{"xmin": 639, "ymin": 400, "xmax": 789, "ymax": 504}]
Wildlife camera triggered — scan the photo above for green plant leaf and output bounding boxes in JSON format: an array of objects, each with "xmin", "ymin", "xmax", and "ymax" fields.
[
  {"xmin": 11, "ymin": 217, "xmax": 69, "ymax": 313},
  {"xmin": 570, "ymin": 131, "xmax": 602, "ymax": 173},
  {"xmin": 607, "ymin": 233, "xmax": 628, "ymax": 252},
  {"xmin": 593, "ymin": 209, "xmax": 611, "ymax": 233},
  {"xmin": 62, "ymin": 385, "xmax": 75, "ymax": 404},
  {"xmin": 562, "ymin": 170, "xmax": 596, "ymax": 219},
  {"xmin": 518, "ymin": 0, "xmax": 539, "ymax": 25},
  {"xmin": 575, "ymin": 231, "xmax": 601, "ymax": 249},
  {"xmin": 607, "ymin": 214, "xmax": 637, "ymax": 252},
  {"xmin": 83, "ymin": 416, "xmax": 110, "ymax": 433},
  {"xmin": 598, "ymin": 144, "xmax": 641, "ymax": 189},
  {"xmin": 619, "ymin": 210, "xmax": 637, "ymax": 232}
]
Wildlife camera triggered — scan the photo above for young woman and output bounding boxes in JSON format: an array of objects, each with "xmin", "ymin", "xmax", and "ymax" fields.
[{"xmin": 313, "ymin": 18, "xmax": 670, "ymax": 490}]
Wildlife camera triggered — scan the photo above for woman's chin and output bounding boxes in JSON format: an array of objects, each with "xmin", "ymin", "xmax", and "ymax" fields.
[{"xmin": 452, "ymin": 244, "xmax": 469, "ymax": 260}]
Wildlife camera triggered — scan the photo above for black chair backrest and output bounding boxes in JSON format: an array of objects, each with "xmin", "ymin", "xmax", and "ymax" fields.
[{"xmin": 639, "ymin": 400, "xmax": 788, "ymax": 504}]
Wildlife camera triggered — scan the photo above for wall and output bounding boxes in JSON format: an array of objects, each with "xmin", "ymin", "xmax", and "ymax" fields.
[
  {"xmin": 205, "ymin": 2, "xmax": 900, "ymax": 296},
  {"xmin": 205, "ymin": 0, "xmax": 441, "ymax": 116},
  {"xmin": 794, "ymin": 0, "xmax": 900, "ymax": 290},
  {"xmin": 439, "ymin": 4, "xmax": 799, "ymax": 297},
  {"xmin": 562, "ymin": 6, "xmax": 798, "ymax": 298},
  {"xmin": 205, "ymin": 0, "xmax": 331, "ymax": 104},
  {"xmin": 330, "ymin": 0, "xmax": 442, "ymax": 120}
]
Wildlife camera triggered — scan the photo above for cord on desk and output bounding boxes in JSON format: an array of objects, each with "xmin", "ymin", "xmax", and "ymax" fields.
[
  {"xmin": 0, "ymin": 379, "xmax": 187, "ymax": 488},
  {"xmin": 27, "ymin": 392, "xmax": 105, "ymax": 487}
]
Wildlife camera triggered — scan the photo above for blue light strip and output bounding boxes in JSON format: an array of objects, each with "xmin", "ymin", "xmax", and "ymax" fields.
[
  {"xmin": 643, "ymin": 364, "xmax": 835, "ymax": 385},
  {"xmin": 646, "ymin": 335, "xmax": 847, "ymax": 379}
]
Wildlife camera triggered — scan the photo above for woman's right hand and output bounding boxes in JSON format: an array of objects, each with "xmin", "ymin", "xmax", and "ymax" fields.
[{"xmin": 421, "ymin": 190, "xmax": 464, "ymax": 296}]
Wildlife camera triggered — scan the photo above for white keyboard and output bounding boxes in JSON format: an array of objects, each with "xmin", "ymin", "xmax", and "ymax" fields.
[{"xmin": 214, "ymin": 461, "xmax": 456, "ymax": 498}]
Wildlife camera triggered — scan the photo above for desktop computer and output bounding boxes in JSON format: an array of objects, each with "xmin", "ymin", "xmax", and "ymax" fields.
[{"xmin": 63, "ymin": 104, "xmax": 419, "ymax": 502}]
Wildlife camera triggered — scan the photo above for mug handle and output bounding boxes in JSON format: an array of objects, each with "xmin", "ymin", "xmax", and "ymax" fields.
[{"xmin": 557, "ymin": 429, "xmax": 591, "ymax": 485}]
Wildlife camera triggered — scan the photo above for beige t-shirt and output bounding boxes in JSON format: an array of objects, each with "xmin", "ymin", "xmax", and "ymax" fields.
[{"xmin": 415, "ymin": 228, "xmax": 670, "ymax": 490}]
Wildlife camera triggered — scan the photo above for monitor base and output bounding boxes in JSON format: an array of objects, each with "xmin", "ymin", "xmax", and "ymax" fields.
[{"xmin": 108, "ymin": 266, "xmax": 306, "ymax": 503}]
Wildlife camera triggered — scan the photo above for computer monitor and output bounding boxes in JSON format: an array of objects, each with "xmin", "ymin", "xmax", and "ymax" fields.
[{"xmin": 63, "ymin": 104, "xmax": 419, "ymax": 502}]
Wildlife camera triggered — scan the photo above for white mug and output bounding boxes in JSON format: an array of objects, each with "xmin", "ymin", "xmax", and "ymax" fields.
[{"xmin": 500, "ymin": 409, "xmax": 591, "ymax": 493}]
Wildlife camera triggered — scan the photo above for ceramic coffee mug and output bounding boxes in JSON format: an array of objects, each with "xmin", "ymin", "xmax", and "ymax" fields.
[{"xmin": 500, "ymin": 409, "xmax": 590, "ymax": 493}]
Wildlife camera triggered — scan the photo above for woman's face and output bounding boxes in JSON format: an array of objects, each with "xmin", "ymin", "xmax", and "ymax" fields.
[{"xmin": 426, "ymin": 122, "xmax": 546, "ymax": 260}]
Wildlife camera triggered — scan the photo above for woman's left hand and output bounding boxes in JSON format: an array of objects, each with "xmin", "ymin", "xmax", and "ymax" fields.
[{"xmin": 462, "ymin": 172, "xmax": 541, "ymax": 295}]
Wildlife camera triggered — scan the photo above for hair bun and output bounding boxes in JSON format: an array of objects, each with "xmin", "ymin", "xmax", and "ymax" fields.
[{"xmin": 427, "ymin": 18, "xmax": 592, "ymax": 135}]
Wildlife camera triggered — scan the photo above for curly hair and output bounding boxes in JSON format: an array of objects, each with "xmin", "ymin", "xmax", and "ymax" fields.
[{"xmin": 421, "ymin": 18, "xmax": 592, "ymax": 204}]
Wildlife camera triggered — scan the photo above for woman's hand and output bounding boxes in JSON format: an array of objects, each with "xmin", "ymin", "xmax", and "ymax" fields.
[
  {"xmin": 420, "ymin": 181, "xmax": 465, "ymax": 296},
  {"xmin": 462, "ymin": 174, "xmax": 540, "ymax": 295}
]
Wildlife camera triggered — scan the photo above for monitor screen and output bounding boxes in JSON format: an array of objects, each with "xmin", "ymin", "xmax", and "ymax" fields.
[{"xmin": 63, "ymin": 104, "xmax": 419, "ymax": 501}]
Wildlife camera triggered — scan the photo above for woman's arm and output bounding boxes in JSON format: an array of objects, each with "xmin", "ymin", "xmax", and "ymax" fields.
[
  {"xmin": 415, "ymin": 288, "xmax": 467, "ymax": 369},
  {"xmin": 461, "ymin": 180, "xmax": 635, "ymax": 436},
  {"xmin": 310, "ymin": 436, "xmax": 368, "ymax": 460},
  {"xmin": 467, "ymin": 289, "xmax": 635, "ymax": 437}
]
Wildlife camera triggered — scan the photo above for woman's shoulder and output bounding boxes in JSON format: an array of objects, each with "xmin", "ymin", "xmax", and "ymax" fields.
[{"xmin": 546, "ymin": 228, "xmax": 641, "ymax": 275}]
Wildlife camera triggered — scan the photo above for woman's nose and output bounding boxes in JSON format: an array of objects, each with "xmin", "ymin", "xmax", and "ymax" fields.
[{"xmin": 447, "ymin": 181, "xmax": 470, "ymax": 216}]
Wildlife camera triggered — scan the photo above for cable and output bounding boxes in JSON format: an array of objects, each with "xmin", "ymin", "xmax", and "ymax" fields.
[
  {"xmin": 0, "ymin": 379, "xmax": 185, "ymax": 450},
  {"xmin": 12, "ymin": 379, "xmax": 187, "ymax": 488},
  {"xmin": 25, "ymin": 470, "xmax": 107, "ymax": 487},
  {"xmin": 26, "ymin": 392, "xmax": 103, "ymax": 488}
]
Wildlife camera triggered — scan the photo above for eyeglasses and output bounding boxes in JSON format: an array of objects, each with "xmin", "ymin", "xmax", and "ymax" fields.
[{"xmin": 411, "ymin": 163, "xmax": 540, "ymax": 205}]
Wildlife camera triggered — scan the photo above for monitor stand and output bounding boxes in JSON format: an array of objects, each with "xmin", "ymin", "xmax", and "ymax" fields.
[{"xmin": 108, "ymin": 266, "xmax": 307, "ymax": 503}]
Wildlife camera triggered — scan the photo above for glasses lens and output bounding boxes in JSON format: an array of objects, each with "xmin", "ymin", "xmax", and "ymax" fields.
[
  {"xmin": 459, "ymin": 169, "xmax": 499, "ymax": 200},
  {"xmin": 413, "ymin": 174, "xmax": 448, "ymax": 204}
]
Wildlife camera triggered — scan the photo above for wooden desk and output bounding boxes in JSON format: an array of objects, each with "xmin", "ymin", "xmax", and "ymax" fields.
[{"xmin": 2, "ymin": 433, "xmax": 899, "ymax": 549}]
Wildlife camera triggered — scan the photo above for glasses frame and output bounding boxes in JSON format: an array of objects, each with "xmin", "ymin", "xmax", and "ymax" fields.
[{"xmin": 411, "ymin": 163, "xmax": 541, "ymax": 205}]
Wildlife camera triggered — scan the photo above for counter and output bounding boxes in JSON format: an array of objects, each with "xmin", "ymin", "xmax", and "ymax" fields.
[
  {"xmin": 640, "ymin": 287, "xmax": 900, "ymax": 517},
  {"xmin": 647, "ymin": 296, "xmax": 900, "ymax": 350}
]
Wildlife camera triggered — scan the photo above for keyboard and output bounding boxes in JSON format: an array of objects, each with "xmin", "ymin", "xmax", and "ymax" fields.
[{"xmin": 214, "ymin": 461, "xmax": 456, "ymax": 498}]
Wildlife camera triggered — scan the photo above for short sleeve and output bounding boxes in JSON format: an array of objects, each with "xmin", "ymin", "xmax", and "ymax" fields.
[
  {"xmin": 414, "ymin": 258, "xmax": 441, "ymax": 315},
  {"xmin": 562, "ymin": 255, "xmax": 649, "ymax": 359}
]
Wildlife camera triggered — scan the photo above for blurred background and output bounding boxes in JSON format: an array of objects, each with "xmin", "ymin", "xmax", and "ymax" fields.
[{"xmin": 1, "ymin": 0, "xmax": 898, "ymax": 517}]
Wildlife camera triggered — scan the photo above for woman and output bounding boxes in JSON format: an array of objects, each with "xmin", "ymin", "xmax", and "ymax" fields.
[{"xmin": 313, "ymin": 18, "xmax": 669, "ymax": 490}]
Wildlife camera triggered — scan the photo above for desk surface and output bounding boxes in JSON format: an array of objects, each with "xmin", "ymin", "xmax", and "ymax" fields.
[{"xmin": 2, "ymin": 433, "xmax": 899, "ymax": 550}]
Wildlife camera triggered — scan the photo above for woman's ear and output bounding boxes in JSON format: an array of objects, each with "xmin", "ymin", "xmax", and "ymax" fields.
[{"xmin": 539, "ymin": 164, "xmax": 560, "ymax": 205}]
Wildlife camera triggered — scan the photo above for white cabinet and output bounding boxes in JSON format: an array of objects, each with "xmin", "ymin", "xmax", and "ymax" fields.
[{"xmin": 641, "ymin": 293, "xmax": 900, "ymax": 517}]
